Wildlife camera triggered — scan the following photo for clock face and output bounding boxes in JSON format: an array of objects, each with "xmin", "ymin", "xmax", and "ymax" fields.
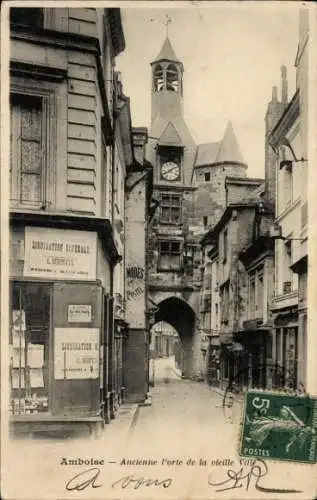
[{"xmin": 161, "ymin": 161, "xmax": 180, "ymax": 181}]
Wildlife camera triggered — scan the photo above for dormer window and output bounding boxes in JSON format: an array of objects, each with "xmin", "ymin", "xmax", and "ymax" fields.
[
  {"xmin": 154, "ymin": 65, "xmax": 164, "ymax": 92},
  {"xmin": 166, "ymin": 64, "xmax": 179, "ymax": 92}
]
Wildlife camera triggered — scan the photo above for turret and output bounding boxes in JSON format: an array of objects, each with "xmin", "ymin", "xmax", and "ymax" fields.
[{"xmin": 150, "ymin": 37, "xmax": 184, "ymax": 122}]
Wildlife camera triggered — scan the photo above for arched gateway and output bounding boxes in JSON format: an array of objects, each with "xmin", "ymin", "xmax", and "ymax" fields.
[{"xmin": 153, "ymin": 297, "xmax": 196, "ymax": 379}]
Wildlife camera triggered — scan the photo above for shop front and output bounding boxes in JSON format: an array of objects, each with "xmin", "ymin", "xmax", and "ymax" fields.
[
  {"xmin": 9, "ymin": 219, "xmax": 118, "ymax": 437},
  {"xmin": 273, "ymin": 312, "xmax": 299, "ymax": 389},
  {"xmin": 233, "ymin": 326, "xmax": 272, "ymax": 390}
]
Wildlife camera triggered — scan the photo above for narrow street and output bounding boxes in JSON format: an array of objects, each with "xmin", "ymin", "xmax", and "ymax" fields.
[{"xmin": 129, "ymin": 357, "xmax": 238, "ymax": 457}]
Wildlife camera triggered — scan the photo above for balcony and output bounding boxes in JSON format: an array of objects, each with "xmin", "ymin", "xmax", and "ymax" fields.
[
  {"xmin": 148, "ymin": 272, "xmax": 194, "ymax": 292},
  {"xmin": 272, "ymin": 286, "xmax": 298, "ymax": 311}
]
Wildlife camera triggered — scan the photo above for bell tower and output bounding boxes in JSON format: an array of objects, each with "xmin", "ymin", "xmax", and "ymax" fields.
[{"xmin": 151, "ymin": 37, "xmax": 184, "ymax": 123}]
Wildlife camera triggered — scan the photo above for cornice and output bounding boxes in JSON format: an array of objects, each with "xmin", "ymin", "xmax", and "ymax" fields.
[{"xmin": 10, "ymin": 25, "xmax": 100, "ymax": 55}]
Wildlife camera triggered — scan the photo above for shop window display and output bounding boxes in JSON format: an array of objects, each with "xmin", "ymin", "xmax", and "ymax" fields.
[{"xmin": 10, "ymin": 283, "xmax": 51, "ymax": 415}]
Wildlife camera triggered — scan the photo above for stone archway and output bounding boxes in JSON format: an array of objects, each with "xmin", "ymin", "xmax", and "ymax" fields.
[{"xmin": 154, "ymin": 297, "xmax": 196, "ymax": 379}]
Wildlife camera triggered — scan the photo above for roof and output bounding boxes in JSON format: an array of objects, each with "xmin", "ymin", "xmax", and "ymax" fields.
[
  {"xmin": 269, "ymin": 90, "xmax": 300, "ymax": 148},
  {"xmin": 200, "ymin": 199, "xmax": 266, "ymax": 246},
  {"xmin": 152, "ymin": 37, "xmax": 182, "ymax": 65},
  {"xmin": 159, "ymin": 122, "xmax": 183, "ymax": 146},
  {"xmin": 195, "ymin": 142, "xmax": 220, "ymax": 166},
  {"xmin": 216, "ymin": 121, "xmax": 244, "ymax": 163},
  {"xmin": 195, "ymin": 121, "xmax": 246, "ymax": 167},
  {"xmin": 225, "ymin": 176, "xmax": 264, "ymax": 186}
]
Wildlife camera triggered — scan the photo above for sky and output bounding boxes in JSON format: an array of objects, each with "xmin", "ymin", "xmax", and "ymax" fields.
[{"xmin": 116, "ymin": 2, "xmax": 300, "ymax": 179}]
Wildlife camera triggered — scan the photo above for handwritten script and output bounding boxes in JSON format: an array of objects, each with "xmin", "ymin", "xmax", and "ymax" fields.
[
  {"xmin": 64, "ymin": 461, "xmax": 302, "ymax": 494},
  {"xmin": 208, "ymin": 459, "xmax": 302, "ymax": 493},
  {"xmin": 112, "ymin": 474, "xmax": 172, "ymax": 490},
  {"xmin": 65, "ymin": 467, "xmax": 102, "ymax": 491},
  {"xmin": 65, "ymin": 467, "xmax": 172, "ymax": 491}
]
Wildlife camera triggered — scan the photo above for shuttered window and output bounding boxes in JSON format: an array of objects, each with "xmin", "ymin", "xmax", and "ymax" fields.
[{"xmin": 10, "ymin": 94, "xmax": 46, "ymax": 206}]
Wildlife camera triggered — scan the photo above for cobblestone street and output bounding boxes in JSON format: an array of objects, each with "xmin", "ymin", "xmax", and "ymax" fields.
[{"xmin": 128, "ymin": 359, "xmax": 239, "ymax": 457}]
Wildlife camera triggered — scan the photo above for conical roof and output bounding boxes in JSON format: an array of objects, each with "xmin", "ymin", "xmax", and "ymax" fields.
[
  {"xmin": 159, "ymin": 122, "xmax": 183, "ymax": 146},
  {"xmin": 152, "ymin": 37, "xmax": 182, "ymax": 64},
  {"xmin": 216, "ymin": 121, "xmax": 245, "ymax": 164}
]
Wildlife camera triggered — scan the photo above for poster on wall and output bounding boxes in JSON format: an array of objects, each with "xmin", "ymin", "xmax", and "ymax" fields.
[
  {"xmin": 125, "ymin": 264, "xmax": 145, "ymax": 328},
  {"xmin": 23, "ymin": 227, "xmax": 97, "ymax": 281},
  {"xmin": 54, "ymin": 328, "xmax": 100, "ymax": 380},
  {"xmin": 67, "ymin": 304, "xmax": 92, "ymax": 323}
]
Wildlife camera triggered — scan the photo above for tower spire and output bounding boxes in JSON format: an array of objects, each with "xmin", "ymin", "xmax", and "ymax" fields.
[{"xmin": 165, "ymin": 14, "xmax": 172, "ymax": 37}]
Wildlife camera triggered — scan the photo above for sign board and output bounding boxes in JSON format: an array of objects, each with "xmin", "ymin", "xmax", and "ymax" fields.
[
  {"xmin": 125, "ymin": 265, "xmax": 145, "ymax": 328},
  {"xmin": 67, "ymin": 304, "xmax": 92, "ymax": 323},
  {"xmin": 54, "ymin": 328, "xmax": 99, "ymax": 380},
  {"xmin": 23, "ymin": 227, "xmax": 97, "ymax": 281}
]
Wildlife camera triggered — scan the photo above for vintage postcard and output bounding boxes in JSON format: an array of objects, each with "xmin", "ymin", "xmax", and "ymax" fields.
[{"xmin": 1, "ymin": 1, "xmax": 317, "ymax": 499}]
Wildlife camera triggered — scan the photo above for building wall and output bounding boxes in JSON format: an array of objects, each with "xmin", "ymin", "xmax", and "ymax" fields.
[
  {"xmin": 10, "ymin": 8, "xmax": 118, "ymax": 218},
  {"xmin": 125, "ymin": 176, "xmax": 147, "ymax": 329},
  {"xmin": 193, "ymin": 163, "xmax": 247, "ymax": 230},
  {"xmin": 226, "ymin": 180, "xmax": 263, "ymax": 206},
  {"xmin": 9, "ymin": 7, "xmax": 132, "ymax": 426}
]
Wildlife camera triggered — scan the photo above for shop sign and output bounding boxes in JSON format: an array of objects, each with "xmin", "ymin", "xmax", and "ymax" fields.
[
  {"xmin": 24, "ymin": 227, "xmax": 97, "ymax": 281},
  {"xmin": 54, "ymin": 327, "xmax": 99, "ymax": 380},
  {"xmin": 68, "ymin": 304, "xmax": 92, "ymax": 323}
]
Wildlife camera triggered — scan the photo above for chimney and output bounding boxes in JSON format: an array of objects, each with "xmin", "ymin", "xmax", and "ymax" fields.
[
  {"xmin": 281, "ymin": 65, "xmax": 288, "ymax": 109},
  {"xmin": 272, "ymin": 86, "xmax": 278, "ymax": 102},
  {"xmin": 132, "ymin": 127, "xmax": 148, "ymax": 165}
]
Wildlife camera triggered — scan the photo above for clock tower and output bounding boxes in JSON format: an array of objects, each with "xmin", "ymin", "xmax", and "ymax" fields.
[
  {"xmin": 147, "ymin": 37, "xmax": 196, "ymax": 187},
  {"xmin": 146, "ymin": 36, "xmax": 200, "ymax": 380}
]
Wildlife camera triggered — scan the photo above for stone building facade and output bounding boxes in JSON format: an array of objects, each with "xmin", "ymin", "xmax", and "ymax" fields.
[
  {"xmin": 201, "ymin": 182, "xmax": 279, "ymax": 391},
  {"xmin": 146, "ymin": 37, "xmax": 201, "ymax": 379},
  {"xmin": 268, "ymin": 9, "xmax": 309, "ymax": 391},
  {"xmin": 8, "ymin": 7, "xmax": 153, "ymax": 435},
  {"xmin": 193, "ymin": 122, "xmax": 248, "ymax": 232},
  {"xmin": 146, "ymin": 37, "xmax": 253, "ymax": 380}
]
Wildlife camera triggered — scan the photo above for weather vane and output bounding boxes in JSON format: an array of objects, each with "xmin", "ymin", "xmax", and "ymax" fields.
[{"xmin": 165, "ymin": 14, "xmax": 172, "ymax": 37}]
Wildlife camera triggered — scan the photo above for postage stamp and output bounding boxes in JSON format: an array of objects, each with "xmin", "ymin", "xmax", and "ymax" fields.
[{"xmin": 239, "ymin": 391, "xmax": 317, "ymax": 464}]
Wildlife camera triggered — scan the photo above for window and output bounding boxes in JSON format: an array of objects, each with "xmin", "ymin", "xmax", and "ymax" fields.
[
  {"xmin": 283, "ymin": 240, "xmax": 292, "ymax": 292},
  {"xmin": 257, "ymin": 271, "xmax": 264, "ymax": 316},
  {"xmin": 203, "ymin": 295, "xmax": 211, "ymax": 313},
  {"xmin": 223, "ymin": 229, "xmax": 228, "ymax": 263},
  {"xmin": 160, "ymin": 194, "xmax": 181, "ymax": 224},
  {"xmin": 204, "ymin": 172, "xmax": 210, "ymax": 182},
  {"xmin": 203, "ymin": 216, "xmax": 208, "ymax": 228},
  {"xmin": 10, "ymin": 94, "xmax": 46, "ymax": 206},
  {"xmin": 283, "ymin": 164, "xmax": 292, "ymax": 207},
  {"xmin": 155, "ymin": 335, "xmax": 160, "ymax": 356},
  {"xmin": 248, "ymin": 266, "xmax": 264, "ymax": 318},
  {"xmin": 249, "ymin": 271, "xmax": 256, "ymax": 317},
  {"xmin": 221, "ymin": 282, "xmax": 230, "ymax": 324},
  {"xmin": 10, "ymin": 283, "xmax": 51, "ymax": 416},
  {"xmin": 10, "ymin": 8, "xmax": 44, "ymax": 28},
  {"xmin": 100, "ymin": 123, "xmax": 108, "ymax": 218},
  {"xmin": 158, "ymin": 240, "xmax": 181, "ymax": 271},
  {"xmin": 204, "ymin": 273, "xmax": 212, "ymax": 290},
  {"xmin": 154, "ymin": 64, "xmax": 164, "ymax": 92},
  {"xmin": 166, "ymin": 64, "xmax": 179, "ymax": 92}
]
